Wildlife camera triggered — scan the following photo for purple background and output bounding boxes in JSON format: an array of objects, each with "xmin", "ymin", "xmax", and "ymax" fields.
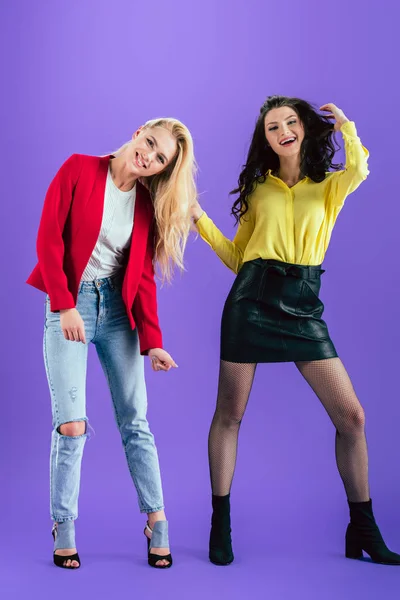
[{"xmin": 1, "ymin": 0, "xmax": 399, "ymax": 598}]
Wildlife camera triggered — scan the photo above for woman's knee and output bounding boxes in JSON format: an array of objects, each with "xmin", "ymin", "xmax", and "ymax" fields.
[
  {"xmin": 215, "ymin": 406, "xmax": 245, "ymax": 429},
  {"xmin": 337, "ymin": 405, "xmax": 366, "ymax": 435},
  {"xmin": 58, "ymin": 420, "xmax": 86, "ymax": 437}
]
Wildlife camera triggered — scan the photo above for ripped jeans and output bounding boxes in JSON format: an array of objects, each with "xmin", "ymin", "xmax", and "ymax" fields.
[{"xmin": 43, "ymin": 275, "xmax": 164, "ymax": 523}]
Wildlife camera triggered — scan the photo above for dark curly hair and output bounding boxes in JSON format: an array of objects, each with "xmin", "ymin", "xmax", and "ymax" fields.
[{"xmin": 231, "ymin": 95, "xmax": 343, "ymax": 223}]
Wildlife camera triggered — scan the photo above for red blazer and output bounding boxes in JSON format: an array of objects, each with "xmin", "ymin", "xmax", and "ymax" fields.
[{"xmin": 26, "ymin": 153, "xmax": 163, "ymax": 354}]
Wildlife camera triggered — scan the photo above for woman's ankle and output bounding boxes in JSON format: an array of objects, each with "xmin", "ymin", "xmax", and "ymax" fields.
[{"xmin": 147, "ymin": 510, "xmax": 167, "ymax": 530}]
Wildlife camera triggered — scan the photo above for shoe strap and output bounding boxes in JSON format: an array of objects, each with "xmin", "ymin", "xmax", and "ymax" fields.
[
  {"xmin": 146, "ymin": 520, "xmax": 169, "ymax": 549},
  {"xmin": 52, "ymin": 521, "xmax": 76, "ymax": 550}
]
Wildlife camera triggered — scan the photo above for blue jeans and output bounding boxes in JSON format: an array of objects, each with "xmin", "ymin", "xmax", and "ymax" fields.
[{"xmin": 43, "ymin": 275, "xmax": 164, "ymax": 522}]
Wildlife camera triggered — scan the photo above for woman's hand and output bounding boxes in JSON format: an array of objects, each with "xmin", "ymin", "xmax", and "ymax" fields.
[
  {"xmin": 190, "ymin": 199, "xmax": 204, "ymax": 223},
  {"xmin": 60, "ymin": 308, "xmax": 86, "ymax": 343},
  {"xmin": 148, "ymin": 348, "xmax": 178, "ymax": 372},
  {"xmin": 320, "ymin": 103, "xmax": 349, "ymax": 131}
]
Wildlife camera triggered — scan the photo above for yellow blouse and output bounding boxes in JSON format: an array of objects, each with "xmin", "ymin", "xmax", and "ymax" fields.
[{"xmin": 196, "ymin": 121, "xmax": 369, "ymax": 273}]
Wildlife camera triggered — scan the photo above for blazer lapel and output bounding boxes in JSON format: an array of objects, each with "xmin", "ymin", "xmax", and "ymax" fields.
[
  {"xmin": 72, "ymin": 156, "xmax": 109, "ymax": 280},
  {"xmin": 123, "ymin": 181, "xmax": 152, "ymax": 306}
]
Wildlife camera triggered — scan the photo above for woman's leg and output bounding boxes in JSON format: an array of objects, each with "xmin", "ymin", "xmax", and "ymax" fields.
[
  {"xmin": 208, "ymin": 359, "xmax": 257, "ymax": 565},
  {"xmin": 295, "ymin": 357, "xmax": 400, "ymax": 564},
  {"xmin": 44, "ymin": 296, "xmax": 92, "ymax": 568},
  {"xmin": 94, "ymin": 288, "xmax": 169, "ymax": 566},
  {"xmin": 208, "ymin": 360, "xmax": 257, "ymax": 496},
  {"xmin": 295, "ymin": 357, "xmax": 368, "ymax": 502}
]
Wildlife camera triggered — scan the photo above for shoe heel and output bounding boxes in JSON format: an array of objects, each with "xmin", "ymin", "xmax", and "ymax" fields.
[
  {"xmin": 345, "ymin": 528, "xmax": 363, "ymax": 559},
  {"xmin": 345, "ymin": 543, "xmax": 363, "ymax": 559}
]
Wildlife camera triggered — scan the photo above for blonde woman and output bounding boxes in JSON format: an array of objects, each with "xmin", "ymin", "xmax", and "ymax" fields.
[{"xmin": 27, "ymin": 118, "xmax": 197, "ymax": 570}]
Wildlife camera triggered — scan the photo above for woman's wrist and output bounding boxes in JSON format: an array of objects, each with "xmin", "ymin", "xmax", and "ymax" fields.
[
  {"xmin": 192, "ymin": 208, "xmax": 204, "ymax": 223},
  {"xmin": 339, "ymin": 118, "xmax": 350, "ymax": 129}
]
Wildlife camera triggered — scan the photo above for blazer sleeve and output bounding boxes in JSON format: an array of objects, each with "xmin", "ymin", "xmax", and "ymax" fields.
[
  {"xmin": 36, "ymin": 154, "xmax": 83, "ymax": 311},
  {"xmin": 132, "ymin": 224, "xmax": 163, "ymax": 355}
]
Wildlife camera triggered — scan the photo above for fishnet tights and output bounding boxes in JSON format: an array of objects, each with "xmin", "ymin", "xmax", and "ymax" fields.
[
  {"xmin": 208, "ymin": 357, "xmax": 369, "ymax": 502},
  {"xmin": 208, "ymin": 360, "xmax": 257, "ymax": 496}
]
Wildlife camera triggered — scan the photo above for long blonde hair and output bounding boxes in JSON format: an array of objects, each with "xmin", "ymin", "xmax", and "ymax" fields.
[{"xmin": 113, "ymin": 118, "xmax": 197, "ymax": 283}]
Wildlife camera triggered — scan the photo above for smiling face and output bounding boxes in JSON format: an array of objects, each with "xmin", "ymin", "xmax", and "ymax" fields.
[
  {"xmin": 264, "ymin": 106, "xmax": 305, "ymax": 158},
  {"xmin": 123, "ymin": 125, "xmax": 178, "ymax": 178}
]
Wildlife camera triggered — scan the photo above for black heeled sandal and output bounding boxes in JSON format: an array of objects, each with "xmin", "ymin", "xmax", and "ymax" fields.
[
  {"xmin": 144, "ymin": 521, "xmax": 173, "ymax": 569},
  {"xmin": 346, "ymin": 499, "xmax": 400, "ymax": 565},
  {"xmin": 52, "ymin": 522, "xmax": 81, "ymax": 569}
]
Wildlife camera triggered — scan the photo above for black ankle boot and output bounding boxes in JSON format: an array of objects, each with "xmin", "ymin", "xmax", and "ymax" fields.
[
  {"xmin": 209, "ymin": 494, "xmax": 234, "ymax": 566},
  {"xmin": 346, "ymin": 499, "xmax": 400, "ymax": 565}
]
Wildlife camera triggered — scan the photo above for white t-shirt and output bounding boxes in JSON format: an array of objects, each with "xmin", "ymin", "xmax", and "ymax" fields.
[{"xmin": 81, "ymin": 167, "xmax": 136, "ymax": 281}]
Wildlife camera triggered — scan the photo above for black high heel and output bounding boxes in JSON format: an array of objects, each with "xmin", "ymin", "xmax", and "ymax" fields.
[
  {"xmin": 209, "ymin": 494, "xmax": 234, "ymax": 566},
  {"xmin": 346, "ymin": 499, "xmax": 400, "ymax": 565},
  {"xmin": 52, "ymin": 522, "xmax": 81, "ymax": 569},
  {"xmin": 144, "ymin": 521, "xmax": 173, "ymax": 569}
]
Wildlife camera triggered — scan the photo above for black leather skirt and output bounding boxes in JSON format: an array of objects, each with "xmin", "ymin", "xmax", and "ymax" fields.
[{"xmin": 220, "ymin": 259, "xmax": 338, "ymax": 363}]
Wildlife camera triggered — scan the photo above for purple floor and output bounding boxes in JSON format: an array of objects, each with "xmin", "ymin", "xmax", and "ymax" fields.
[{"xmin": 3, "ymin": 502, "xmax": 400, "ymax": 600}]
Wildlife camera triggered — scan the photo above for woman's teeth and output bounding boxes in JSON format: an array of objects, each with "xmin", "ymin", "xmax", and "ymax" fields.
[{"xmin": 280, "ymin": 137, "xmax": 296, "ymax": 146}]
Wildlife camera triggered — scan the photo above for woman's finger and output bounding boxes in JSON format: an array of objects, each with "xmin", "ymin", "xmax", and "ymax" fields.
[
  {"xmin": 155, "ymin": 360, "xmax": 170, "ymax": 372},
  {"xmin": 152, "ymin": 357, "xmax": 163, "ymax": 371},
  {"xmin": 163, "ymin": 355, "xmax": 178, "ymax": 368}
]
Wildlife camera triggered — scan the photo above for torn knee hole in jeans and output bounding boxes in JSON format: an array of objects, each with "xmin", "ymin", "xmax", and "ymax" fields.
[
  {"xmin": 56, "ymin": 419, "xmax": 87, "ymax": 437},
  {"xmin": 54, "ymin": 419, "xmax": 88, "ymax": 469},
  {"xmin": 55, "ymin": 420, "xmax": 95, "ymax": 439}
]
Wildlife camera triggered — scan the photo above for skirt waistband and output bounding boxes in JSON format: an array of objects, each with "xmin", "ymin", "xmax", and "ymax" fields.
[{"xmin": 246, "ymin": 259, "xmax": 325, "ymax": 280}]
